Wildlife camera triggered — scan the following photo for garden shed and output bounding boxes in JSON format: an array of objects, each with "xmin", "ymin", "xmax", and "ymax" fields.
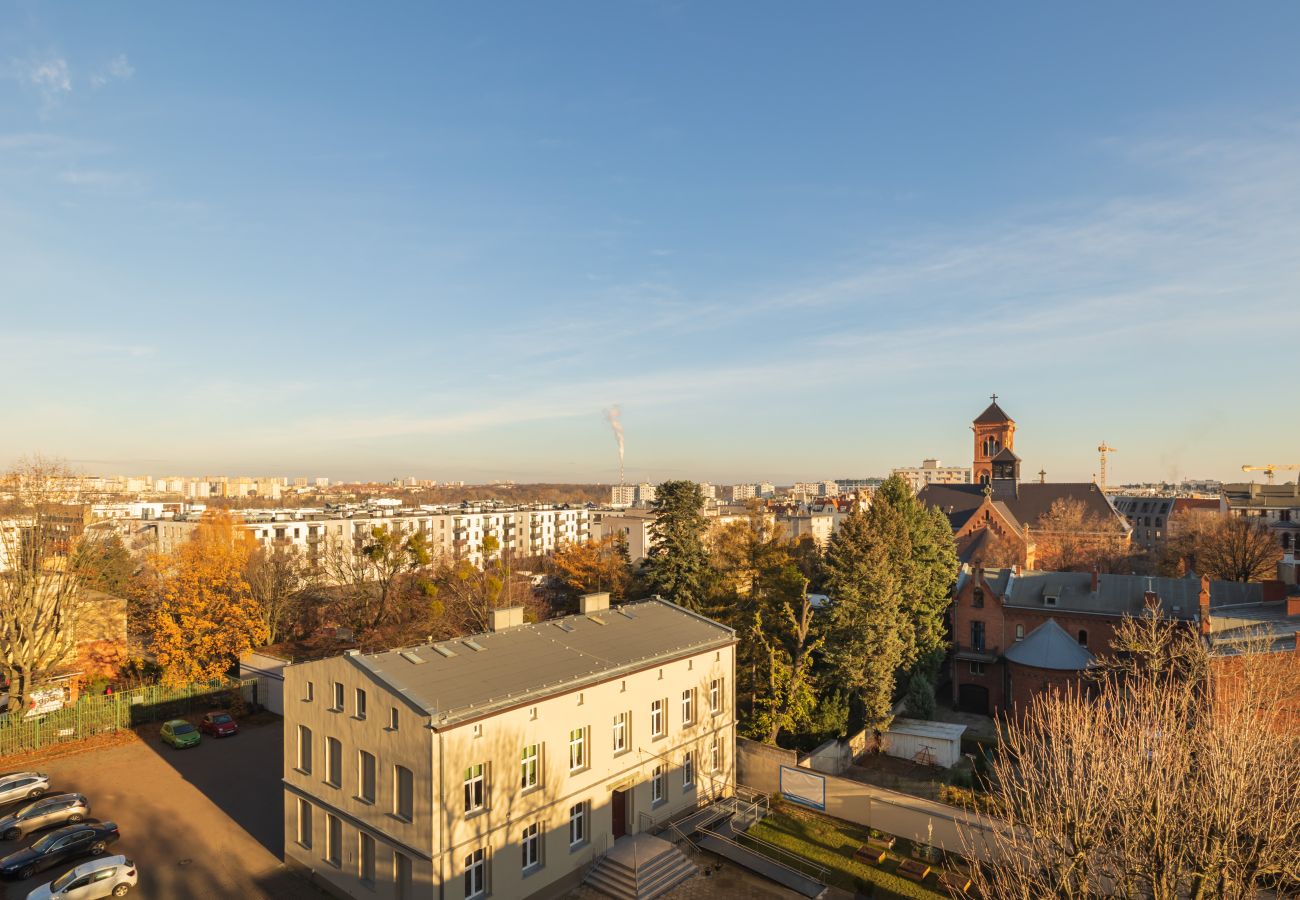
[{"xmin": 880, "ymin": 718, "xmax": 968, "ymax": 768}]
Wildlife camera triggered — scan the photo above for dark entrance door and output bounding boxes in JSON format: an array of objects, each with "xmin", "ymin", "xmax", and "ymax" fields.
[
  {"xmin": 958, "ymin": 683, "xmax": 990, "ymax": 715},
  {"xmin": 612, "ymin": 789, "xmax": 627, "ymax": 838}
]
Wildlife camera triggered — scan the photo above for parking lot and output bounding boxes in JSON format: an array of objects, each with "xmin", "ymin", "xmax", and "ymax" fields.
[{"xmin": 2, "ymin": 719, "xmax": 325, "ymax": 899}]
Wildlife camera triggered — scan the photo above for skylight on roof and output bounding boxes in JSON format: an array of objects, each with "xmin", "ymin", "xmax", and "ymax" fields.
[
  {"xmin": 614, "ymin": 608, "xmax": 635, "ymax": 619},
  {"xmin": 586, "ymin": 615, "xmax": 606, "ymax": 626},
  {"xmin": 432, "ymin": 644, "xmax": 458, "ymax": 658},
  {"xmin": 462, "ymin": 639, "xmax": 486, "ymax": 652},
  {"xmin": 399, "ymin": 651, "xmax": 426, "ymax": 665},
  {"xmin": 553, "ymin": 621, "xmax": 575, "ymax": 633}
]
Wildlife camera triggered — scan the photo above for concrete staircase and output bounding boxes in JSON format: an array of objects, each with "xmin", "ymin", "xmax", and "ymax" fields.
[{"xmin": 585, "ymin": 833, "xmax": 698, "ymax": 900}]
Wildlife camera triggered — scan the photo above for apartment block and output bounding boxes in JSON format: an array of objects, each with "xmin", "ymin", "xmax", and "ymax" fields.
[
  {"xmin": 281, "ymin": 595, "xmax": 737, "ymax": 900},
  {"xmin": 609, "ymin": 485, "xmax": 636, "ymax": 508},
  {"xmin": 892, "ymin": 459, "xmax": 971, "ymax": 494}
]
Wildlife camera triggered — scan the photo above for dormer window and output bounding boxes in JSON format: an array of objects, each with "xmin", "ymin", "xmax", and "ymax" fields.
[{"xmin": 972, "ymin": 588, "xmax": 985, "ymax": 608}]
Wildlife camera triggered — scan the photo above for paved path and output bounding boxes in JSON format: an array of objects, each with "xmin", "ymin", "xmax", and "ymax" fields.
[{"xmin": 2, "ymin": 720, "xmax": 324, "ymax": 899}]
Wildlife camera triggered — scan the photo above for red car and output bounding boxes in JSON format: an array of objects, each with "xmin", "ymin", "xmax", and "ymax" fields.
[{"xmin": 199, "ymin": 712, "xmax": 239, "ymax": 737}]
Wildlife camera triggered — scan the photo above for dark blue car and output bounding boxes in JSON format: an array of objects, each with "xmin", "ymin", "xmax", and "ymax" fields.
[{"xmin": 0, "ymin": 821, "xmax": 119, "ymax": 881}]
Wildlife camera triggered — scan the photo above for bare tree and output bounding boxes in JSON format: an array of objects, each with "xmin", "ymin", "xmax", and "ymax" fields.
[
  {"xmin": 1033, "ymin": 497, "xmax": 1132, "ymax": 573},
  {"xmin": 433, "ymin": 535, "xmax": 543, "ymax": 635},
  {"xmin": 245, "ymin": 544, "xmax": 315, "ymax": 645},
  {"xmin": 1164, "ymin": 510, "xmax": 1281, "ymax": 583},
  {"xmin": 0, "ymin": 458, "xmax": 89, "ymax": 714},
  {"xmin": 965, "ymin": 612, "xmax": 1300, "ymax": 900}
]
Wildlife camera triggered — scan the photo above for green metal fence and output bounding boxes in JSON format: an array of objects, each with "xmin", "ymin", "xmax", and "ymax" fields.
[{"xmin": 0, "ymin": 678, "xmax": 257, "ymax": 758}]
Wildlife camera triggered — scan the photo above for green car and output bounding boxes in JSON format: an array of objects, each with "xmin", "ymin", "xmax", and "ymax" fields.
[{"xmin": 161, "ymin": 719, "xmax": 201, "ymax": 749}]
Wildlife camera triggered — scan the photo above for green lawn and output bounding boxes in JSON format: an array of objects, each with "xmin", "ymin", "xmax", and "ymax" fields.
[{"xmin": 745, "ymin": 805, "xmax": 951, "ymax": 900}]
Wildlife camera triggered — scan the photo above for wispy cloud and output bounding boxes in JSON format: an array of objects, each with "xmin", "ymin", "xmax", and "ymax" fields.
[
  {"xmin": 90, "ymin": 54, "xmax": 133, "ymax": 89},
  {"xmin": 57, "ymin": 168, "xmax": 140, "ymax": 190},
  {"xmin": 16, "ymin": 56, "xmax": 72, "ymax": 109}
]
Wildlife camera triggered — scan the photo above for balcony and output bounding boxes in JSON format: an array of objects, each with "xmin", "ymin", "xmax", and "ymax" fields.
[{"xmin": 953, "ymin": 644, "xmax": 1000, "ymax": 664}]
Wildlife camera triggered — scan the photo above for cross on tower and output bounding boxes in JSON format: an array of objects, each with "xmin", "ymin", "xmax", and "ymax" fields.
[
  {"xmin": 1038, "ymin": 469, "xmax": 1047, "ymax": 484},
  {"xmin": 990, "ymin": 393, "xmax": 998, "ymax": 403}
]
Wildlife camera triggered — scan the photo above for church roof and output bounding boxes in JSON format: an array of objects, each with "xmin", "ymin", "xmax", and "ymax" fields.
[
  {"xmin": 1003, "ymin": 619, "xmax": 1095, "ymax": 671},
  {"xmin": 919, "ymin": 482, "xmax": 1124, "ymax": 533},
  {"xmin": 991, "ymin": 447, "xmax": 1021, "ymax": 462},
  {"xmin": 973, "ymin": 400, "xmax": 1013, "ymax": 425}
]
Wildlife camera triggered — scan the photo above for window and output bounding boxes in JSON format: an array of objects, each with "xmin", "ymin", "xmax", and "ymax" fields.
[
  {"xmin": 394, "ymin": 765, "xmax": 414, "ymax": 821},
  {"xmin": 709, "ymin": 679, "xmax": 721, "ymax": 715},
  {"xmin": 389, "ymin": 707, "xmax": 399, "ymax": 730},
  {"xmin": 651, "ymin": 764, "xmax": 665, "ymax": 804},
  {"xmin": 569, "ymin": 802, "xmax": 587, "ymax": 846},
  {"xmin": 569, "ymin": 727, "xmax": 586, "ymax": 770},
  {"xmin": 464, "ymin": 764, "xmax": 486, "ymax": 813},
  {"xmin": 359, "ymin": 831, "xmax": 375, "ymax": 885},
  {"xmin": 710, "ymin": 738, "xmax": 721, "ymax": 773},
  {"xmin": 326, "ymin": 737, "xmax": 342, "ymax": 787},
  {"xmin": 1078, "ymin": 630, "xmax": 1088, "ymax": 648},
  {"xmin": 395, "ymin": 853, "xmax": 412, "ymax": 900},
  {"xmin": 521, "ymin": 822, "xmax": 540, "ymax": 870},
  {"xmin": 296, "ymin": 798, "xmax": 312, "ymax": 848},
  {"xmin": 1015, "ymin": 623, "xmax": 1024, "ymax": 641},
  {"xmin": 355, "ymin": 688, "xmax": 367, "ymax": 719},
  {"xmin": 681, "ymin": 689, "xmax": 694, "ymax": 726},
  {"xmin": 650, "ymin": 699, "xmax": 664, "ymax": 738},
  {"xmin": 969, "ymin": 662, "xmax": 986, "ymax": 676},
  {"xmin": 464, "ymin": 848, "xmax": 486, "ymax": 899},
  {"xmin": 970, "ymin": 621, "xmax": 985, "ymax": 652},
  {"xmin": 297, "ymin": 725, "xmax": 313, "ymax": 774},
  {"xmin": 332, "ymin": 682, "xmax": 344, "ymax": 711},
  {"xmin": 358, "ymin": 751, "xmax": 376, "ymax": 803},
  {"xmin": 520, "ymin": 744, "xmax": 539, "ymax": 790},
  {"xmin": 683, "ymin": 751, "xmax": 695, "ymax": 789},
  {"xmin": 612, "ymin": 713, "xmax": 627, "ymax": 753},
  {"xmin": 325, "ymin": 814, "xmax": 341, "ymax": 867},
  {"xmin": 304, "ymin": 681, "xmax": 314, "ymax": 702},
  {"xmin": 972, "ymin": 587, "xmax": 984, "ymax": 608}
]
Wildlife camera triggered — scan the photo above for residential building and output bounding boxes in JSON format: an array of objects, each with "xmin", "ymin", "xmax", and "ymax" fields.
[
  {"xmin": 698, "ymin": 482, "xmax": 717, "ymax": 501},
  {"xmin": 756, "ymin": 483, "xmax": 775, "ymax": 499},
  {"xmin": 834, "ymin": 478, "xmax": 878, "ymax": 495},
  {"xmin": 780, "ymin": 512, "xmax": 834, "ymax": 550},
  {"xmin": 281, "ymin": 594, "xmax": 737, "ymax": 900},
  {"xmin": 949, "ymin": 565, "xmax": 1294, "ymax": 717},
  {"xmin": 609, "ymin": 485, "xmax": 636, "ymax": 508},
  {"xmin": 633, "ymin": 483, "xmax": 656, "ymax": 507},
  {"xmin": 891, "ymin": 459, "xmax": 971, "ymax": 494},
  {"xmin": 1219, "ymin": 481, "xmax": 1300, "ymax": 552},
  {"xmin": 1110, "ymin": 495, "xmax": 1177, "ymax": 551},
  {"xmin": 728, "ymin": 484, "xmax": 756, "ymax": 502},
  {"xmin": 590, "ymin": 509, "xmax": 656, "ymax": 563}
]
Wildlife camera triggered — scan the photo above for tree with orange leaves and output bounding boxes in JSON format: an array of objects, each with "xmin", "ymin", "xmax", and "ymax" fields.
[{"xmin": 145, "ymin": 511, "xmax": 268, "ymax": 685}]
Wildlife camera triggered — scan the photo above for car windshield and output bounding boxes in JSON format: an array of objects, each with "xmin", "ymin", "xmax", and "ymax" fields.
[
  {"xmin": 211, "ymin": 714, "xmax": 232, "ymax": 724},
  {"xmin": 174, "ymin": 724, "xmax": 197, "ymax": 734},
  {"xmin": 51, "ymin": 867, "xmax": 81, "ymax": 890}
]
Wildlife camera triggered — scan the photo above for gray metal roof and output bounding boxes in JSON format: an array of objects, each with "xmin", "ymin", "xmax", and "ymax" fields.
[
  {"xmin": 996, "ymin": 569, "xmax": 1263, "ymax": 619},
  {"xmin": 349, "ymin": 598, "xmax": 734, "ymax": 728},
  {"xmin": 1003, "ymin": 619, "xmax": 1095, "ymax": 670}
]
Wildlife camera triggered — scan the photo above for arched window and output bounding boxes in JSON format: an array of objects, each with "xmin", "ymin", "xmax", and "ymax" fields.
[
  {"xmin": 973, "ymin": 588, "xmax": 985, "ymax": 608},
  {"xmin": 1077, "ymin": 630, "xmax": 1088, "ymax": 647}
]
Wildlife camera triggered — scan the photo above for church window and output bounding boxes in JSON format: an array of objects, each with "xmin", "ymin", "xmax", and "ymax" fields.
[{"xmin": 972, "ymin": 588, "xmax": 984, "ymax": 608}]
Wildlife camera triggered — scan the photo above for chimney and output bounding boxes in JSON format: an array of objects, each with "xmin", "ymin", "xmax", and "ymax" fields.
[
  {"xmin": 490, "ymin": 606, "xmax": 525, "ymax": 632},
  {"xmin": 1090, "ymin": 567, "xmax": 1100, "ymax": 594},
  {"xmin": 1198, "ymin": 575, "xmax": 1212, "ymax": 636},
  {"xmin": 579, "ymin": 592, "xmax": 610, "ymax": 614},
  {"xmin": 1287, "ymin": 594, "xmax": 1300, "ymax": 618}
]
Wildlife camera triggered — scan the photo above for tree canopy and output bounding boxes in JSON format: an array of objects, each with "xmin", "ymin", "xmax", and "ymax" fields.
[{"xmin": 641, "ymin": 480, "xmax": 713, "ymax": 610}]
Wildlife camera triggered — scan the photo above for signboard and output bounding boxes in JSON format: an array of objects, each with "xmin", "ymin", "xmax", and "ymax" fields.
[{"xmin": 779, "ymin": 765, "xmax": 826, "ymax": 811}]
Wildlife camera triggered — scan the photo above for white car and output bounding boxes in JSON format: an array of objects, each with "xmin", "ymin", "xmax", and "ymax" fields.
[
  {"xmin": 26, "ymin": 855, "xmax": 137, "ymax": 899},
  {"xmin": 0, "ymin": 772, "xmax": 48, "ymax": 806}
]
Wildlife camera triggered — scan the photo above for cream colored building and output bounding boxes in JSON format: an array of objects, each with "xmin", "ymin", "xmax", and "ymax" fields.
[
  {"xmin": 281, "ymin": 595, "xmax": 737, "ymax": 900},
  {"xmin": 892, "ymin": 459, "xmax": 971, "ymax": 494},
  {"xmin": 589, "ymin": 509, "xmax": 657, "ymax": 564}
]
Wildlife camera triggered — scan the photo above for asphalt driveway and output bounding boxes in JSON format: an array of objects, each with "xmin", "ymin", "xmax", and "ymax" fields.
[{"xmin": 1, "ymin": 719, "xmax": 324, "ymax": 899}]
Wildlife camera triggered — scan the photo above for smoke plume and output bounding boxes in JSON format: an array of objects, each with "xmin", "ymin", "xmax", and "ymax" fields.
[{"xmin": 605, "ymin": 405, "xmax": 625, "ymax": 483}]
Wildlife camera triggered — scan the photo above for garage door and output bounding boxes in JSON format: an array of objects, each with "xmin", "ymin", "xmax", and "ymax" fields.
[{"xmin": 958, "ymin": 683, "xmax": 989, "ymax": 715}]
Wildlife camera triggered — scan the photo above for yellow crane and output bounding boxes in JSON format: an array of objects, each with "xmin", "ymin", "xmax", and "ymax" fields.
[
  {"xmin": 1098, "ymin": 442, "xmax": 1118, "ymax": 491},
  {"xmin": 1241, "ymin": 463, "xmax": 1300, "ymax": 484}
]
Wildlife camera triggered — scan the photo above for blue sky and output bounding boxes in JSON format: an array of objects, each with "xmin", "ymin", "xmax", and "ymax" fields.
[{"xmin": 3, "ymin": 3, "xmax": 1299, "ymax": 484}]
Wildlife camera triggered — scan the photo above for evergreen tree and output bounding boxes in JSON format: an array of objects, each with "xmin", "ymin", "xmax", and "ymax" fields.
[
  {"xmin": 641, "ymin": 480, "xmax": 713, "ymax": 610},
  {"xmin": 822, "ymin": 504, "xmax": 908, "ymax": 730}
]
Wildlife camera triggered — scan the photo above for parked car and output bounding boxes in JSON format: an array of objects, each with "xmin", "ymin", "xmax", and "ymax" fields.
[
  {"xmin": 199, "ymin": 712, "xmax": 238, "ymax": 738},
  {"xmin": 160, "ymin": 720, "xmax": 200, "ymax": 749},
  {"xmin": 25, "ymin": 854, "xmax": 137, "ymax": 899},
  {"xmin": 0, "ymin": 822, "xmax": 119, "ymax": 881},
  {"xmin": 0, "ymin": 773, "xmax": 49, "ymax": 807},
  {"xmin": 0, "ymin": 794, "xmax": 90, "ymax": 842}
]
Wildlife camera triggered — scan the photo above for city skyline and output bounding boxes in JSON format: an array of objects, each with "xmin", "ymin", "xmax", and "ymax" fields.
[{"xmin": 4, "ymin": 4, "xmax": 1300, "ymax": 482}]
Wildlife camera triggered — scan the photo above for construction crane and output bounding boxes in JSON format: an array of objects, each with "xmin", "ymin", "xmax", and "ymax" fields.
[
  {"xmin": 1241, "ymin": 463, "xmax": 1300, "ymax": 484},
  {"xmin": 1098, "ymin": 442, "xmax": 1118, "ymax": 491}
]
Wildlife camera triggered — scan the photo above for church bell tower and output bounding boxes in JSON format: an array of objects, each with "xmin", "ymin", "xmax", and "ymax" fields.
[{"xmin": 972, "ymin": 395, "xmax": 1016, "ymax": 485}]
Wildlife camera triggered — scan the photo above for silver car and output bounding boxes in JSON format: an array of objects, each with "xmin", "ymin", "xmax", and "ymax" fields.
[
  {"xmin": 0, "ymin": 794, "xmax": 89, "ymax": 842},
  {"xmin": 0, "ymin": 773, "xmax": 49, "ymax": 806},
  {"xmin": 26, "ymin": 855, "xmax": 137, "ymax": 899}
]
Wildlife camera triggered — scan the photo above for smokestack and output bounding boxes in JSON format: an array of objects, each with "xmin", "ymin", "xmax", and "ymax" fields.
[{"xmin": 605, "ymin": 406, "xmax": 625, "ymax": 486}]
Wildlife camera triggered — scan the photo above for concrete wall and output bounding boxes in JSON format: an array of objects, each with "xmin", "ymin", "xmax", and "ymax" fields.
[
  {"xmin": 799, "ymin": 739, "xmax": 851, "ymax": 776},
  {"xmin": 737, "ymin": 738, "xmax": 999, "ymax": 862}
]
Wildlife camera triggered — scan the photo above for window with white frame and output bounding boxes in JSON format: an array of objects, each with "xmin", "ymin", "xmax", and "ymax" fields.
[
  {"xmin": 297, "ymin": 797, "xmax": 312, "ymax": 848},
  {"xmin": 681, "ymin": 688, "xmax": 694, "ymax": 726},
  {"xmin": 394, "ymin": 765, "xmax": 414, "ymax": 821},
  {"xmin": 521, "ymin": 822, "xmax": 540, "ymax": 870},
  {"xmin": 569, "ymin": 727, "xmax": 586, "ymax": 771},
  {"xmin": 389, "ymin": 706, "xmax": 400, "ymax": 730},
  {"xmin": 683, "ymin": 750, "xmax": 695, "ymax": 789},
  {"xmin": 652, "ymin": 764, "xmax": 665, "ymax": 804},
  {"xmin": 296, "ymin": 725, "xmax": 313, "ymax": 774},
  {"xmin": 710, "ymin": 738, "xmax": 720, "ymax": 773},
  {"xmin": 710, "ymin": 678, "xmax": 721, "ymax": 714},
  {"xmin": 304, "ymin": 680, "xmax": 314, "ymax": 703},
  {"xmin": 326, "ymin": 737, "xmax": 342, "ymax": 787},
  {"xmin": 464, "ymin": 848, "xmax": 486, "ymax": 899},
  {"xmin": 358, "ymin": 750, "xmax": 376, "ymax": 803},
  {"xmin": 359, "ymin": 831, "xmax": 375, "ymax": 885},
  {"xmin": 650, "ymin": 699, "xmax": 664, "ymax": 738},
  {"xmin": 612, "ymin": 712, "xmax": 627, "ymax": 754},
  {"xmin": 325, "ymin": 813, "xmax": 342, "ymax": 867},
  {"xmin": 355, "ymin": 687, "xmax": 367, "ymax": 719},
  {"xmin": 464, "ymin": 763, "xmax": 486, "ymax": 813},
  {"xmin": 332, "ymin": 681, "xmax": 344, "ymax": 711},
  {"xmin": 520, "ymin": 744, "xmax": 539, "ymax": 790},
  {"xmin": 569, "ymin": 802, "xmax": 587, "ymax": 846}
]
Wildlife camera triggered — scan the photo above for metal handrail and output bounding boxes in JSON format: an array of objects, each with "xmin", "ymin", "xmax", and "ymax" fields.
[
  {"xmin": 725, "ymin": 827, "xmax": 829, "ymax": 881},
  {"xmin": 698, "ymin": 825, "xmax": 828, "ymax": 884}
]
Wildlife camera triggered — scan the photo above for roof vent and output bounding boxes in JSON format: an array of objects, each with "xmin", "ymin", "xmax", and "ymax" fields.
[
  {"xmin": 432, "ymin": 644, "xmax": 458, "ymax": 658},
  {"xmin": 399, "ymin": 651, "xmax": 426, "ymax": 665},
  {"xmin": 462, "ymin": 639, "xmax": 486, "ymax": 652}
]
